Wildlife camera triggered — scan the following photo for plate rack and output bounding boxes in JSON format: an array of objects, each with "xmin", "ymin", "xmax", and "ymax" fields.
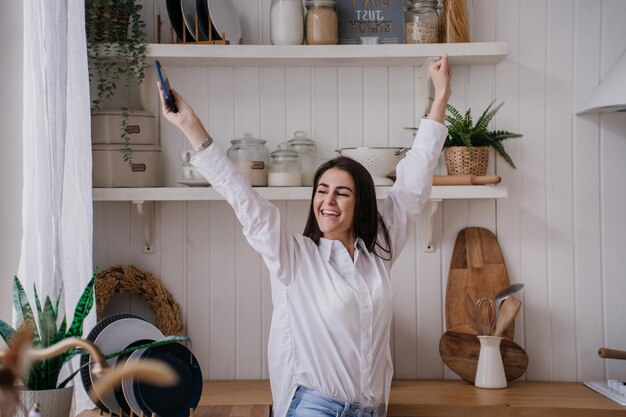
[{"xmin": 157, "ymin": 13, "xmax": 242, "ymax": 45}]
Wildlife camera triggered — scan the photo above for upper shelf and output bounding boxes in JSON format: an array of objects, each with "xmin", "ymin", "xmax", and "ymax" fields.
[
  {"xmin": 144, "ymin": 42, "xmax": 508, "ymax": 67},
  {"xmin": 93, "ymin": 185, "xmax": 507, "ymax": 202}
]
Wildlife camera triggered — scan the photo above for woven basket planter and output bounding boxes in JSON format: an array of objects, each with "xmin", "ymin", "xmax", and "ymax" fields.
[{"xmin": 444, "ymin": 146, "xmax": 490, "ymax": 176}]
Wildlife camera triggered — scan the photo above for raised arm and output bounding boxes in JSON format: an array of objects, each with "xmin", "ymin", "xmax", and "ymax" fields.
[
  {"xmin": 382, "ymin": 55, "xmax": 451, "ymax": 263},
  {"xmin": 157, "ymin": 83, "xmax": 297, "ymax": 285}
]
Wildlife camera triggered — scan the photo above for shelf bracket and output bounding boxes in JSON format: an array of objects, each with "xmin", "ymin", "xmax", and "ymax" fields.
[
  {"xmin": 133, "ymin": 200, "xmax": 154, "ymax": 253},
  {"xmin": 423, "ymin": 199, "xmax": 441, "ymax": 252}
]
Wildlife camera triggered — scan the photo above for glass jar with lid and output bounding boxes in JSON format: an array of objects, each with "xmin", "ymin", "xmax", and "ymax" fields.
[
  {"xmin": 268, "ymin": 143, "xmax": 302, "ymax": 187},
  {"xmin": 287, "ymin": 131, "xmax": 316, "ymax": 186},
  {"xmin": 227, "ymin": 132, "xmax": 270, "ymax": 186},
  {"xmin": 270, "ymin": 0, "xmax": 304, "ymax": 45},
  {"xmin": 405, "ymin": 0, "xmax": 440, "ymax": 44},
  {"xmin": 305, "ymin": 0, "xmax": 338, "ymax": 45}
]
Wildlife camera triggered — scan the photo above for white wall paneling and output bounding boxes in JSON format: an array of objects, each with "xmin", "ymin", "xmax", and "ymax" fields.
[
  {"xmin": 518, "ymin": 0, "xmax": 550, "ymax": 381},
  {"xmin": 90, "ymin": 0, "xmax": 626, "ymax": 383}
]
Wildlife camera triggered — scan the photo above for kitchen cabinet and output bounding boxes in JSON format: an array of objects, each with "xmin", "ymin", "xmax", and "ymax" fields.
[{"xmin": 93, "ymin": 42, "xmax": 509, "ymax": 251}]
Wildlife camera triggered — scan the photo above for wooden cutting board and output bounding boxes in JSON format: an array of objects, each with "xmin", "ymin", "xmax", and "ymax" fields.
[
  {"xmin": 440, "ymin": 227, "xmax": 529, "ymax": 382},
  {"xmin": 439, "ymin": 331, "xmax": 529, "ymax": 383},
  {"xmin": 445, "ymin": 227, "xmax": 515, "ymax": 340}
]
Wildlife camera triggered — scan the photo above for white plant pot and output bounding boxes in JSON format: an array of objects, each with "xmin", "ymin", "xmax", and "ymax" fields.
[{"xmin": 18, "ymin": 386, "xmax": 73, "ymax": 417}]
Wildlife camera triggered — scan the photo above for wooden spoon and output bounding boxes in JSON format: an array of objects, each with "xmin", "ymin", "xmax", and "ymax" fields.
[{"xmin": 493, "ymin": 296, "xmax": 522, "ymax": 337}]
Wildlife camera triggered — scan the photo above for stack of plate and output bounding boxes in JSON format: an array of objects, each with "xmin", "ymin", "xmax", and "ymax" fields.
[
  {"xmin": 81, "ymin": 314, "xmax": 202, "ymax": 417},
  {"xmin": 165, "ymin": 0, "xmax": 242, "ymax": 43}
]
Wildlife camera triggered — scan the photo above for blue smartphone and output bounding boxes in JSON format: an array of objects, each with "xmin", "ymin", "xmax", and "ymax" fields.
[{"xmin": 155, "ymin": 60, "xmax": 178, "ymax": 113}]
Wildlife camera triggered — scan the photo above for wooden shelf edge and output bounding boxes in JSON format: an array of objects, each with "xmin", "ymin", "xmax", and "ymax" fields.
[{"xmin": 144, "ymin": 42, "xmax": 508, "ymax": 66}]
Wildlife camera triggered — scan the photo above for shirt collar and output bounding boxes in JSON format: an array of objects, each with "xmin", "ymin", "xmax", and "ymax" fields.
[{"xmin": 318, "ymin": 237, "xmax": 367, "ymax": 262}]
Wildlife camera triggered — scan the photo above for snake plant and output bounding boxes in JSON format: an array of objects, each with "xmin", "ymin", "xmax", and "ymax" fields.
[
  {"xmin": 0, "ymin": 273, "xmax": 189, "ymax": 390},
  {"xmin": 0, "ymin": 273, "xmax": 96, "ymax": 390}
]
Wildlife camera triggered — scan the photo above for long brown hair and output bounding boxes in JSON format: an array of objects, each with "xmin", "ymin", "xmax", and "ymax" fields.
[{"xmin": 303, "ymin": 157, "xmax": 392, "ymax": 260}]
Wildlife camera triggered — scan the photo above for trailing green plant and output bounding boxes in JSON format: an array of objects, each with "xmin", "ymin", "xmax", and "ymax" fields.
[
  {"xmin": 86, "ymin": 0, "xmax": 148, "ymax": 164},
  {"xmin": 444, "ymin": 100, "xmax": 523, "ymax": 169}
]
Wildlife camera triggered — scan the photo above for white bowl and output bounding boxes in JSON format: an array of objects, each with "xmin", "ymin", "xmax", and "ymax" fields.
[{"xmin": 336, "ymin": 147, "xmax": 407, "ymax": 185}]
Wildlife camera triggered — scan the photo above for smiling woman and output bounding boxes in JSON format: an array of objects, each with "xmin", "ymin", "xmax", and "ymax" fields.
[
  {"xmin": 155, "ymin": 54, "xmax": 451, "ymax": 417},
  {"xmin": 306, "ymin": 161, "xmax": 383, "ymax": 261}
]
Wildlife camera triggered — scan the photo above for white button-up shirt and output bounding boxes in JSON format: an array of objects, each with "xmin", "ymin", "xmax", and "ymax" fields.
[{"xmin": 192, "ymin": 119, "xmax": 447, "ymax": 417}]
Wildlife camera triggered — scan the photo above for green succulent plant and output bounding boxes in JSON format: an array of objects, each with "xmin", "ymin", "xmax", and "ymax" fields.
[
  {"xmin": 0, "ymin": 273, "xmax": 188, "ymax": 390},
  {"xmin": 0, "ymin": 273, "xmax": 96, "ymax": 390},
  {"xmin": 444, "ymin": 100, "xmax": 523, "ymax": 169}
]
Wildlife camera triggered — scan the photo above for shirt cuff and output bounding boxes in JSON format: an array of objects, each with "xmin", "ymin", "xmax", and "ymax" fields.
[
  {"xmin": 190, "ymin": 142, "xmax": 236, "ymax": 186},
  {"xmin": 412, "ymin": 118, "xmax": 448, "ymax": 151}
]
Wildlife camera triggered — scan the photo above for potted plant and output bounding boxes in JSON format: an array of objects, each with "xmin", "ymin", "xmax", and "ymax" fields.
[
  {"xmin": 85, "ymin": 0, "xmax": 148, "ymax": 164},
  {"xmin": 0, "ymin": 273, "xmax": 97, "ymax": 416},
  {"xmin": 443, "ymin": 100, "xmax": 522, "ymax": 175},
  {"xmin": 0, "ymin": 274, "xmax": 186, "ymax": 417}
]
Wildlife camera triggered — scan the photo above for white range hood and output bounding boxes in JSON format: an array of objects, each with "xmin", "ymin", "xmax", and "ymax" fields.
[{"xmin": 577, "ymin": 50, "xmax": 626, "ymax": 114}]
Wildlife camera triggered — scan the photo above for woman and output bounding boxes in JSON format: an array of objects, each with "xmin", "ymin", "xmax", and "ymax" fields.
[{"xmin": 159, "ymin": 55, "xmax": 451, "ymax": 417}]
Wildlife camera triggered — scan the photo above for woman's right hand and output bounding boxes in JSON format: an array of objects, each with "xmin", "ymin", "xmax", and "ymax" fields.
[
  {"xmin": 157, "ymin": 81, "xmax": 210, "ymax": 147},
  {"xmin": 426, "ymin": 54, "xmax": 452, "ymax": 123}
]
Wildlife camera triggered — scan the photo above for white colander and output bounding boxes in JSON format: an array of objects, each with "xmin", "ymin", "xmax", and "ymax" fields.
[{"xmin": 336, "ymin": 147, "xmax": 407, "ymax": 185}]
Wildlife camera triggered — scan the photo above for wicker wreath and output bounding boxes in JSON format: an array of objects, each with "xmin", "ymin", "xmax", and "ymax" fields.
[{"xmin": 95, "ymin": 265, "xmax": 184, "ymax": 335}]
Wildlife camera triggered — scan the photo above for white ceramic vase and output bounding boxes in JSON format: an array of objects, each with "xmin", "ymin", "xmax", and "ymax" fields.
[
  {"xmin": 474, "ymin": 335, "xmax": 507, "ymax": 389},
  {"xmin": 18, "ymin": 386, "xmax": 73, "ymax": 417}
]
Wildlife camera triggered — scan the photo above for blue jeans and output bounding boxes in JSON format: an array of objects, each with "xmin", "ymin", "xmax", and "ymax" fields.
[{"xmin": 286, "ymin": 386, "xmax": 377, "ymax": 417}]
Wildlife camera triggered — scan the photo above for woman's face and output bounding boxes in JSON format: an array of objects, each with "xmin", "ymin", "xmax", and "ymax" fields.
[{"xmin": 313, "ymin": 168, "xmax": 356, "ymax": 242}]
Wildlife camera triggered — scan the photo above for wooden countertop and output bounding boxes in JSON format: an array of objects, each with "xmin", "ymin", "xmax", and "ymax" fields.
[{"xmin": 78, "ymin": 379, "xmax": 626, "ymax": 417}]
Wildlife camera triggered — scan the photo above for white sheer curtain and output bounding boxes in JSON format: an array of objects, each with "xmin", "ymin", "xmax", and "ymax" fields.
[{"xmin": 20, "ymin": 0, "xmax": 94, "ymax": 411}]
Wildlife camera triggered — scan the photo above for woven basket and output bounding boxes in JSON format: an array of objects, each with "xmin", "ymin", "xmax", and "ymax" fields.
[{"xmin": 444, "ymin": 146, "xmax": 490, "ymax": 176}]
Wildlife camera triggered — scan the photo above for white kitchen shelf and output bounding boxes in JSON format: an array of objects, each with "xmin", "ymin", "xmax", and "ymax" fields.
[
  {"xmin": 92, "ymin": 185, "xmax": 507, "ymax": 201},
  {"xmin": 99, "ymin": 41, "xmax": 509, "ymax": 251},
  {"xmin": 145, "ymin": 42, "xmax": 508, "ymax": 67},
  {"xmin": 94, "ymin": 185, "xmax": 507, "ymax": 252}
]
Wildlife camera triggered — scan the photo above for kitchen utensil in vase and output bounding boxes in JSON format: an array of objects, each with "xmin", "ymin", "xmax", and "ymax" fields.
[
  {"xmin": 493, "ymin": 296, "xmax": 522, "ymax": 337},
  {"xmin": 493, "ymin": 283, "xmax": 524, "ymax": 314},
  {"xmin": 475, "ymin": 297, "xmax": 497, "ymax": 335}
]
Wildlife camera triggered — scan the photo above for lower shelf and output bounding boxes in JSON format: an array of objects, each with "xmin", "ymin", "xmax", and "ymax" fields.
[
  {"xmin": 93, "ymin": 186, "xmax": 507, "ymax": 253},
  {"xmin": 92, "ymin": 185, "xmax": 507, "ymax": 202}
]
